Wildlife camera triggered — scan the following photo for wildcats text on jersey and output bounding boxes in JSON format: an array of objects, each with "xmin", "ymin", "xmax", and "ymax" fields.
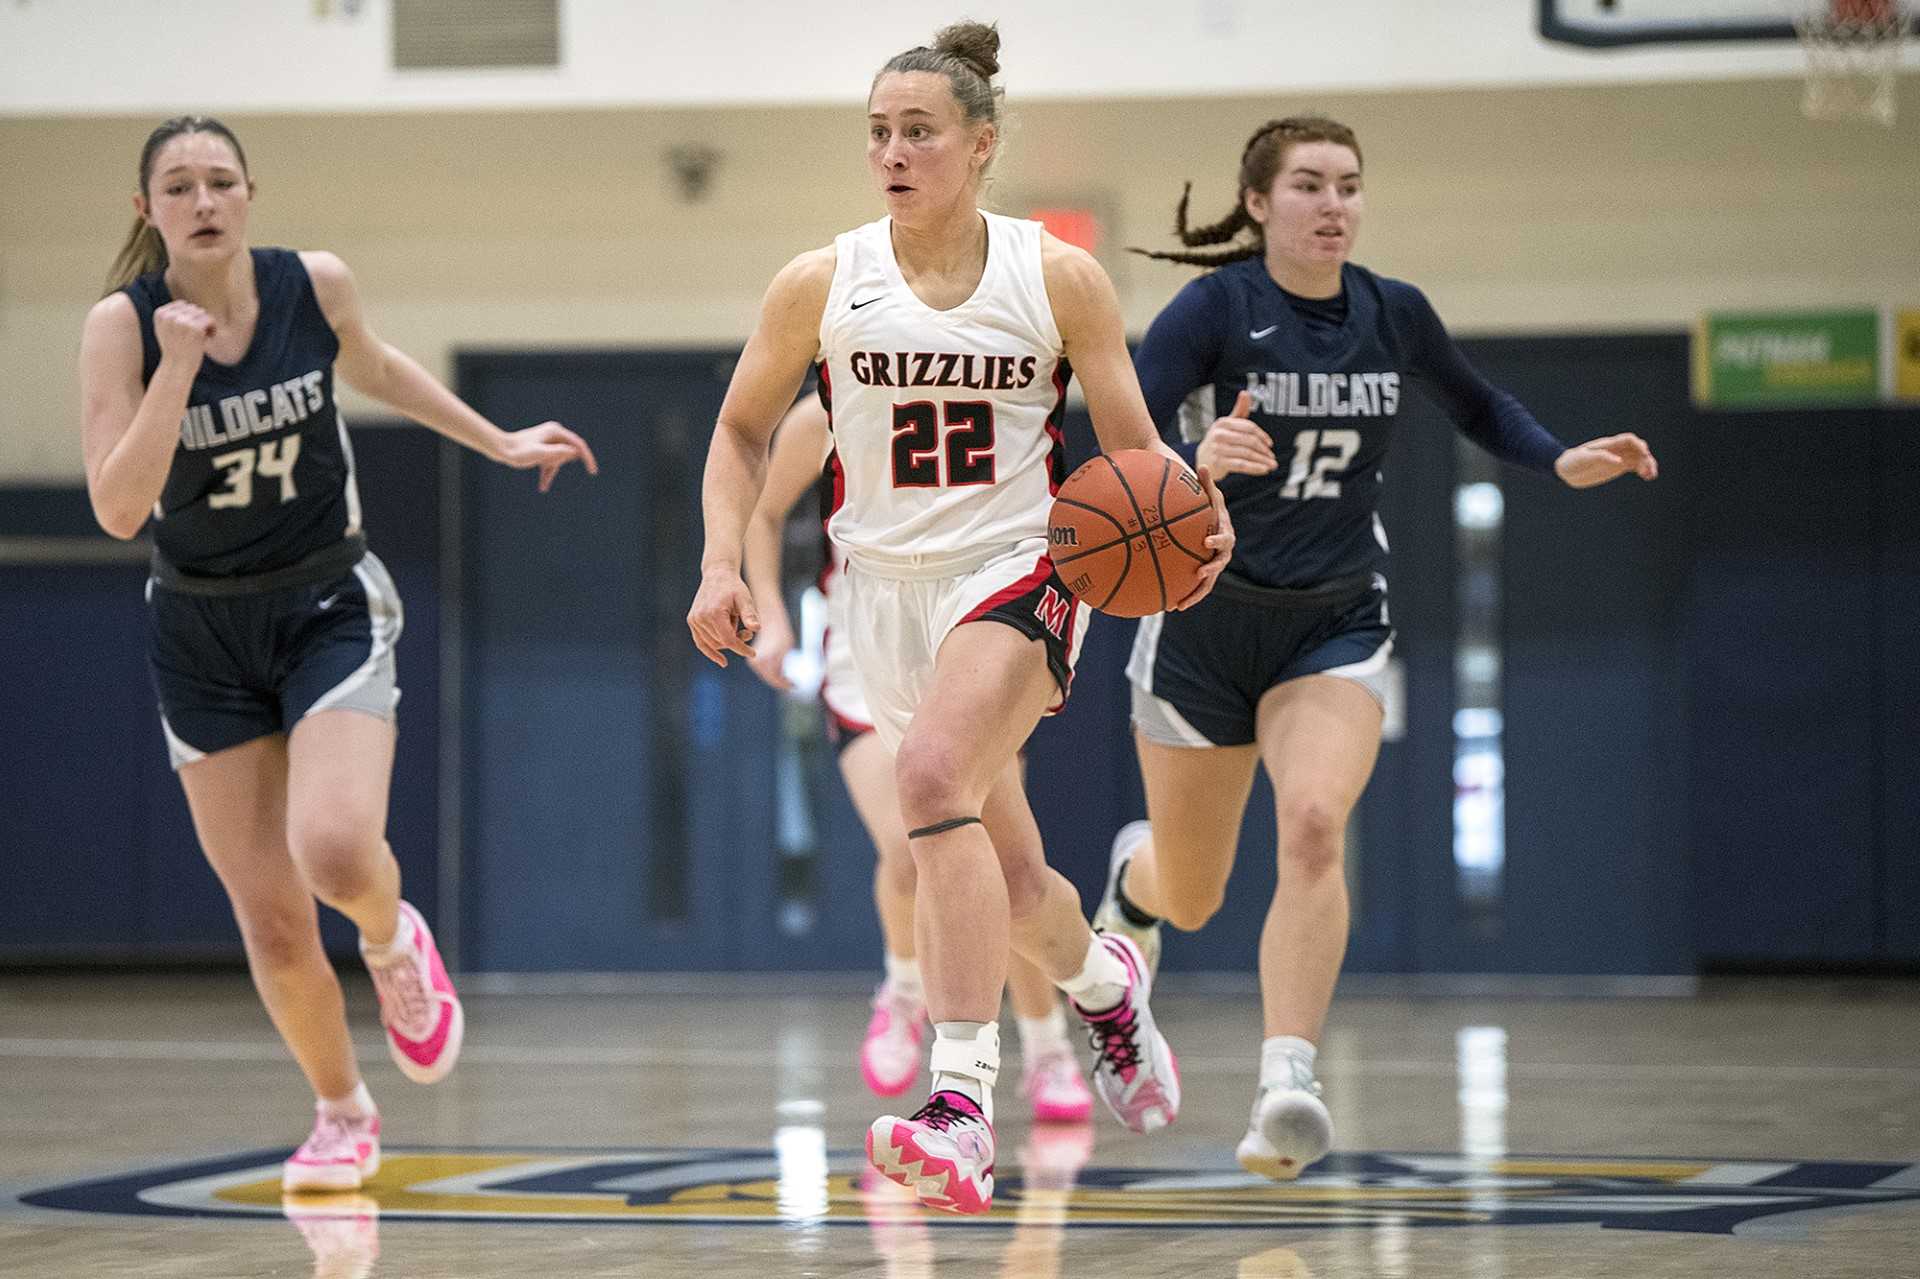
[
  {"xmin": 176, "ymin": 369, "xmax": 327, "ymax": 452},
  {"xmin": 848, "ymin": 350, "xmax": 1040, "ymax": 391},
  {"xmin": 1247, "ymin": 370, "xmax": 1400, "ymax": 418}
]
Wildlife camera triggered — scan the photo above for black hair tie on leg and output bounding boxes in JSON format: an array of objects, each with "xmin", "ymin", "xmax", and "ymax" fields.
[{"xmin": 908, "ymin": 816, "xmax": 983, "ymax": 840}]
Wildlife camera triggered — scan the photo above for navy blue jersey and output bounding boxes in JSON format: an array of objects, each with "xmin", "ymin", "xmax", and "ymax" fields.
[
  {"xmin": 1134, "ymin": 259, "xmax": 1565, "ymax": 590},
  {"xmin": 124, "ymin": 248, "xmax": 359, "ymax": 578}
]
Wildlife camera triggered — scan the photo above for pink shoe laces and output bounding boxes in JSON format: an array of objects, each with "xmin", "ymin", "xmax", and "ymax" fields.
[
  {"xmin": 368, "ymin": 941, "xmax": 432, "ymax": 1038},
  {"xmin": 296, "ymin": 1112, "xmax": 362, "ymax": 1161}
]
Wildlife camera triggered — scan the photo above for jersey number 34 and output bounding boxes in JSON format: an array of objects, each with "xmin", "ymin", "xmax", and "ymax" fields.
[
  {"xmin": 891, "ymin": 401, "xmax": 996, "ymax": 489},
  {"xmin": 208, "ymin": 437, "xmax": 302, "ymax": 510}
]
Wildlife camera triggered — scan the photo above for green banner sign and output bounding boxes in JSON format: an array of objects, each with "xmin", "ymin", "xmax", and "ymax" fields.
[{"xmin": 1693, "ymin": 309, "xmax": 1881, "ymax": 408}]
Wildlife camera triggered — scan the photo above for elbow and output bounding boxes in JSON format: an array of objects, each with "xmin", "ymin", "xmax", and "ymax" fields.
[{"xmin": 92, "ymin": 498, "xmax": 148, "ymax": 541}]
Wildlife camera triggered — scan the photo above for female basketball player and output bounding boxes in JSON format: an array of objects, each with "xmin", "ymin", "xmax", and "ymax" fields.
[
  {"xmin": 743, "ymin": 394, "xmax": 1094, "ymax": 1124},
  {"xmin": 688, "ymin": 22, "xmax": 1230, "ymax": 1213},
  {"xmin": 79, "ymin": 116, "xmax": 597, "ymax": 1193},
  {"xmin": 1094, "ymin": 116, "xmax": 1657, "ymax": 1180}
]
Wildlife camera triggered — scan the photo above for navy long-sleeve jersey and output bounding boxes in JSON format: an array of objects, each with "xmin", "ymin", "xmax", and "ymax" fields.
[{"xmin": 1134, "ymin": 258, "xmax": 1565, "ymax": 590}]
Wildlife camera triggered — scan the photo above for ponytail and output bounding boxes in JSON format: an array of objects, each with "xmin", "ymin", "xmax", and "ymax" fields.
[
  {"xmin": 104, "ymin": 219, "xmax": 167, "ymax": 296},
  {"xmin": 1130, "ymin": 116, "xmax": 1361, "ymax": 271}
]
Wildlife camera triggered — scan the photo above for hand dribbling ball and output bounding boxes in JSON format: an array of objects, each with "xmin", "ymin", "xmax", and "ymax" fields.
[{"xmin": 1047, "ymin": 449, "xmax": 1216, "ymax": 617}]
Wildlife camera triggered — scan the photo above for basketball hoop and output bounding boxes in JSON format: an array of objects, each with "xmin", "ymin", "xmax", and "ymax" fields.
[{"xmin": 1794, "ymin": 0, "xmax": 1912, "ymax": 126}]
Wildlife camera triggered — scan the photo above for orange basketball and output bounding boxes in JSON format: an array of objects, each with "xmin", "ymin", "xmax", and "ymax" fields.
[{"xmin": 1048, "ymin": 449, "xmax": 1216, "ymax": 618}]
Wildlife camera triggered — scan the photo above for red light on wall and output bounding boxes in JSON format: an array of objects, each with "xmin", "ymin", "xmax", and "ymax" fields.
[{"xmin": 1031, "ymin": 206, "xmax": 1101, "ymax": 255}]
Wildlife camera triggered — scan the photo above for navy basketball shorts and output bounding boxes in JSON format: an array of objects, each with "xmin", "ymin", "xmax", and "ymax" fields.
[
  {"xmin": 1126, "ymin": 572, "xmax": 1393, "ymax": 748},
  {"xmin": 843, "ymin": 537, "xmax": 1089, "ymax": 753},
  {"xmin": 145, "ymin": 552, "xmax": 404, "ymax": 769}
]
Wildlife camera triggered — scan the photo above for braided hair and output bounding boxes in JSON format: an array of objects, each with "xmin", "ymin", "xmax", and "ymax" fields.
[{"xmin": 1131, "ymin": 116, "xmax": 1361, "ymax": 269}]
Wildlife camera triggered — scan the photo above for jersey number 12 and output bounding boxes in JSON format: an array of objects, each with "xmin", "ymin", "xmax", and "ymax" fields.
[{"xmin": 1279, "ymin": 428, "xmax": 1359, "ymax": 500}]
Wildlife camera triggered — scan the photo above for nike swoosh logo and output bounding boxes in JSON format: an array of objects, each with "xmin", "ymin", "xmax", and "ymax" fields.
[
  {"xmin": 850, "ymin": 297, "xmax": 883, "ymax": 310},
  {"xmin": 1250, "ymin": 325, "xmax": 1279, "ymax": 339},
  {"xmin": 318, "ymin": 593, "xmax": 341, "ymax": 610}
]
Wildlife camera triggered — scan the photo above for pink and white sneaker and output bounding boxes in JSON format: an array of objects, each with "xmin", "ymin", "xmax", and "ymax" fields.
[
  {"xmin": 859, "ymin": 979, "xmax": 927, "ymax": 1098},
  {"xmin": 1021, "ymin": 1041, "xmax": 1094, "ymax": 1124},
  {"xmin": 866, "ymin": 1090, "xmax": 996, "ymax": 1215},
  {"xmin": 362, "ymin": 900, "xmax": 463, "ymax": 1085},
  {"xmin": 1072, "ymin": 933, "xmax": 1181, "ymax": 1133},
  {"xmin": 282, "ymin": 1108, "xmax": 381, "ymax": 1193}
]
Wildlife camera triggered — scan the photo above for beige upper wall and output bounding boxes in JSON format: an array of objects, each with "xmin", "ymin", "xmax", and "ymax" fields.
[{"xmin": 3, "ymin": 75, "xmax": 1915, "ymax": 482}]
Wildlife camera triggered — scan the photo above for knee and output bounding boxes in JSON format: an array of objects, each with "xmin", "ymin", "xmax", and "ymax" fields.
[
  {"xmin": 1276, "ymin": 796, "xmax": 1346, "ymax": 881},
  {"xmin": 1160, "ymin": 890, "xmax": 1225, "ymax": 933},
  {"xmin": 233, "ymin": 902, "xmax": 319, "ymax": 971},
  {"xmin": 288, "ymin": 814, "xmax": 382, "ymax": 904},
  {"xmin": 1155, "ymin": 868, "xmax": 1224, "ymax": 932},
  {"xmin": 1002, "ymin": 853, "xmax": 1050, "ymax": 922},
  {"xmin": 893, "ymin": 738, "xmax": 976, "ymax": 833}
]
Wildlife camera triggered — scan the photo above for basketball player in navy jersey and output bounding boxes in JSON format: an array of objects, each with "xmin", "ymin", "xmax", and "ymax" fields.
[
  {"xmin": 688, "ymin": 22, "xmax": 1229, "ymax": 1214},
  {"xmin": 743, "ymin": 393, "xmax": 1095, "ymax": 1125},
  {"xmin": 78, "ymin": 117, "xmax": 597, "ymax": 1193},
  {"xmin": 1092, "ymin": 116, "xmax": 1657, "ymax": 1181}
]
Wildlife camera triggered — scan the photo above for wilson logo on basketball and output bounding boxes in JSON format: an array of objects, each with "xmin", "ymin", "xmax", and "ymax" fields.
[{"xmin": 1051, "ymin": 526, "xmax": 1079, "ymax": 547}]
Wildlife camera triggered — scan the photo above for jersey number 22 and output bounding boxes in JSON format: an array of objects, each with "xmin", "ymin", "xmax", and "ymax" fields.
[{"xmin": 891, "ymin": 401, "xmax": 996, "ymax": 488}]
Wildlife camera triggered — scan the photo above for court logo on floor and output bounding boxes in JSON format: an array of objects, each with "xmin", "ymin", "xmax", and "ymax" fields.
[{"xmin": 21, "ymin": 1149, "xmax": 1920, "ymax": 1234}]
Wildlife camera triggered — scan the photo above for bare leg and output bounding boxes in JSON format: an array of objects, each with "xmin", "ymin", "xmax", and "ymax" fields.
[
  {"xmin": 284, "ymin": 710, "xmax": 402, "ymax": 945},
  {"xmin": 1124, "ymin": 732, "xmax": 1260, "ymax": 930},
  {"xmin": 894, "ymin": 625, "xmax": 1058, "ymax": 1024},
  {"xmin": 1253, "ymin": 676, "xmax": 1381, "ymax": 1041},
  {"xmin": 839, "ymin": 731, "xmax": 917, "ymax": 961},
  {"xmin": 178, "ymin": 736, "xmax": 359, "ymax": 1101}
]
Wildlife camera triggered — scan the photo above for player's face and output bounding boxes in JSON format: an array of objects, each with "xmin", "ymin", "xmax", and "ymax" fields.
[
  {"xmin": 137, "ymin": 132, "xmax": 252, "ymax": 265},
  {"xmin": 867, "ymin": 72, "xmax": 994, "ymax": 223},
  {"xmin": 1247, "ymin": 141, "xmax": 1364, "ymax": 268}
]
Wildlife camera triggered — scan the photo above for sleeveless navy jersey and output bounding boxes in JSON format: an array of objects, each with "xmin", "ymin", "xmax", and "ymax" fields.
[
  {"xmin": 124, "ymin": 248, "xmax": 359, "ymax": 578},
  {"xmin": 1134, "ymin": 259, "xmax": 1564, "ymax": 590}
]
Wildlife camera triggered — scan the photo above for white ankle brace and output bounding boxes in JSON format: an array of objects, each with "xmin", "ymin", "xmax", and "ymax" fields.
[{"xmin": 929, "ymin": 1023, "xmax": 1001, "ymax": 1090}]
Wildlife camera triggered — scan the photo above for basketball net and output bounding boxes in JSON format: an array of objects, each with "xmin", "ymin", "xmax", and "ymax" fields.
[{"xmin": 1794, "ymin": 0, "xmax": 1912, "ymax": 125}]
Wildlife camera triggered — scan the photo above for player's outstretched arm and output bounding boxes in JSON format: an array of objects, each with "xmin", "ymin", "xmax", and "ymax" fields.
[
  {"xmin": 1040, "ymin": 233, "xmax": 1234, "ymax": 609},
  {"xmin": 304, "ymin": 251, "xmax": 598, "ymax": 492},
  {"xmin": 741, "ymin": 397, "xmax": 831, "ymax": 691},
  {"xmin": 690, "ymin": 248, "xmax": 833, "ymax": 669},
  {"xmin": 1554, "ymin": 433, "xmax": 1659, "ymax": 488}
]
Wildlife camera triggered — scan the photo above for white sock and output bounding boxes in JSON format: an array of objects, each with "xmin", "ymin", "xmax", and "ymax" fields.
[
  {"xmin": 884, "ymin": 953, "xmax": 922, "ymax": 998},
  {"xmin": 1261, "ymin": 1035, "xmax": 1318, "ymax": 1091},
  {"xmin": 319, "ymin": 1080, "xmax": 376, "ymax": 1123},
  {"xmin": 361, "ymin": 907, "xmax": 414, "ymax": 964},
  {"xmin": 930, "ymin": 1021, "xmax": 999, "ymax": 1124},
  {"xmin": 1056, "ymin": 934, "xmax": 1129, "ymax": 1014},
  {"xmin": 1017, "ymin": 1009, "xmax": 1069, "ymax": 1059}
]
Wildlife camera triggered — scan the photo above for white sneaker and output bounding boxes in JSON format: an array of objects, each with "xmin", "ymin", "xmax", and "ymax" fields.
[
  {"xmin": 1235, "ymin": 1057, "xmax": 1333, "ymax": 1181},
  {"xmin": 1091, "ymin": 820, "xmax": 1162, "ymax": 981}
]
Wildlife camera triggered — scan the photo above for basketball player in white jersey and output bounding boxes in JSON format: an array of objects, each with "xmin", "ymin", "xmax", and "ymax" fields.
[
  {"xmin": 688, "ymin": 22, "xmax": 1231, "ymax": 1214},
  {"xmin": 743, "ymin": 394, "xmax": 1095, "ymax": 1125}
]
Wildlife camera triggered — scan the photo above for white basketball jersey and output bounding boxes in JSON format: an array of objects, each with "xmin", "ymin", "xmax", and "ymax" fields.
[{"xmin": 817, "ymin": 212, "xmax": 1069, "ymax": 579}]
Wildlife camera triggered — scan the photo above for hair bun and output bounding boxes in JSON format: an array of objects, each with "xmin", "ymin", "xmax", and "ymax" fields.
[{"xmin": 932, "ymin": 20, "xmax": 1001, "ymax": 80}]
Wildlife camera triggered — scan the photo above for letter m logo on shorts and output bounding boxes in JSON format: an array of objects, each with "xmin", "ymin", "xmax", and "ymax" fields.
[{"xmin": 1034, "ymin": 585, "xmax": 1073, "ymax": 641}]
